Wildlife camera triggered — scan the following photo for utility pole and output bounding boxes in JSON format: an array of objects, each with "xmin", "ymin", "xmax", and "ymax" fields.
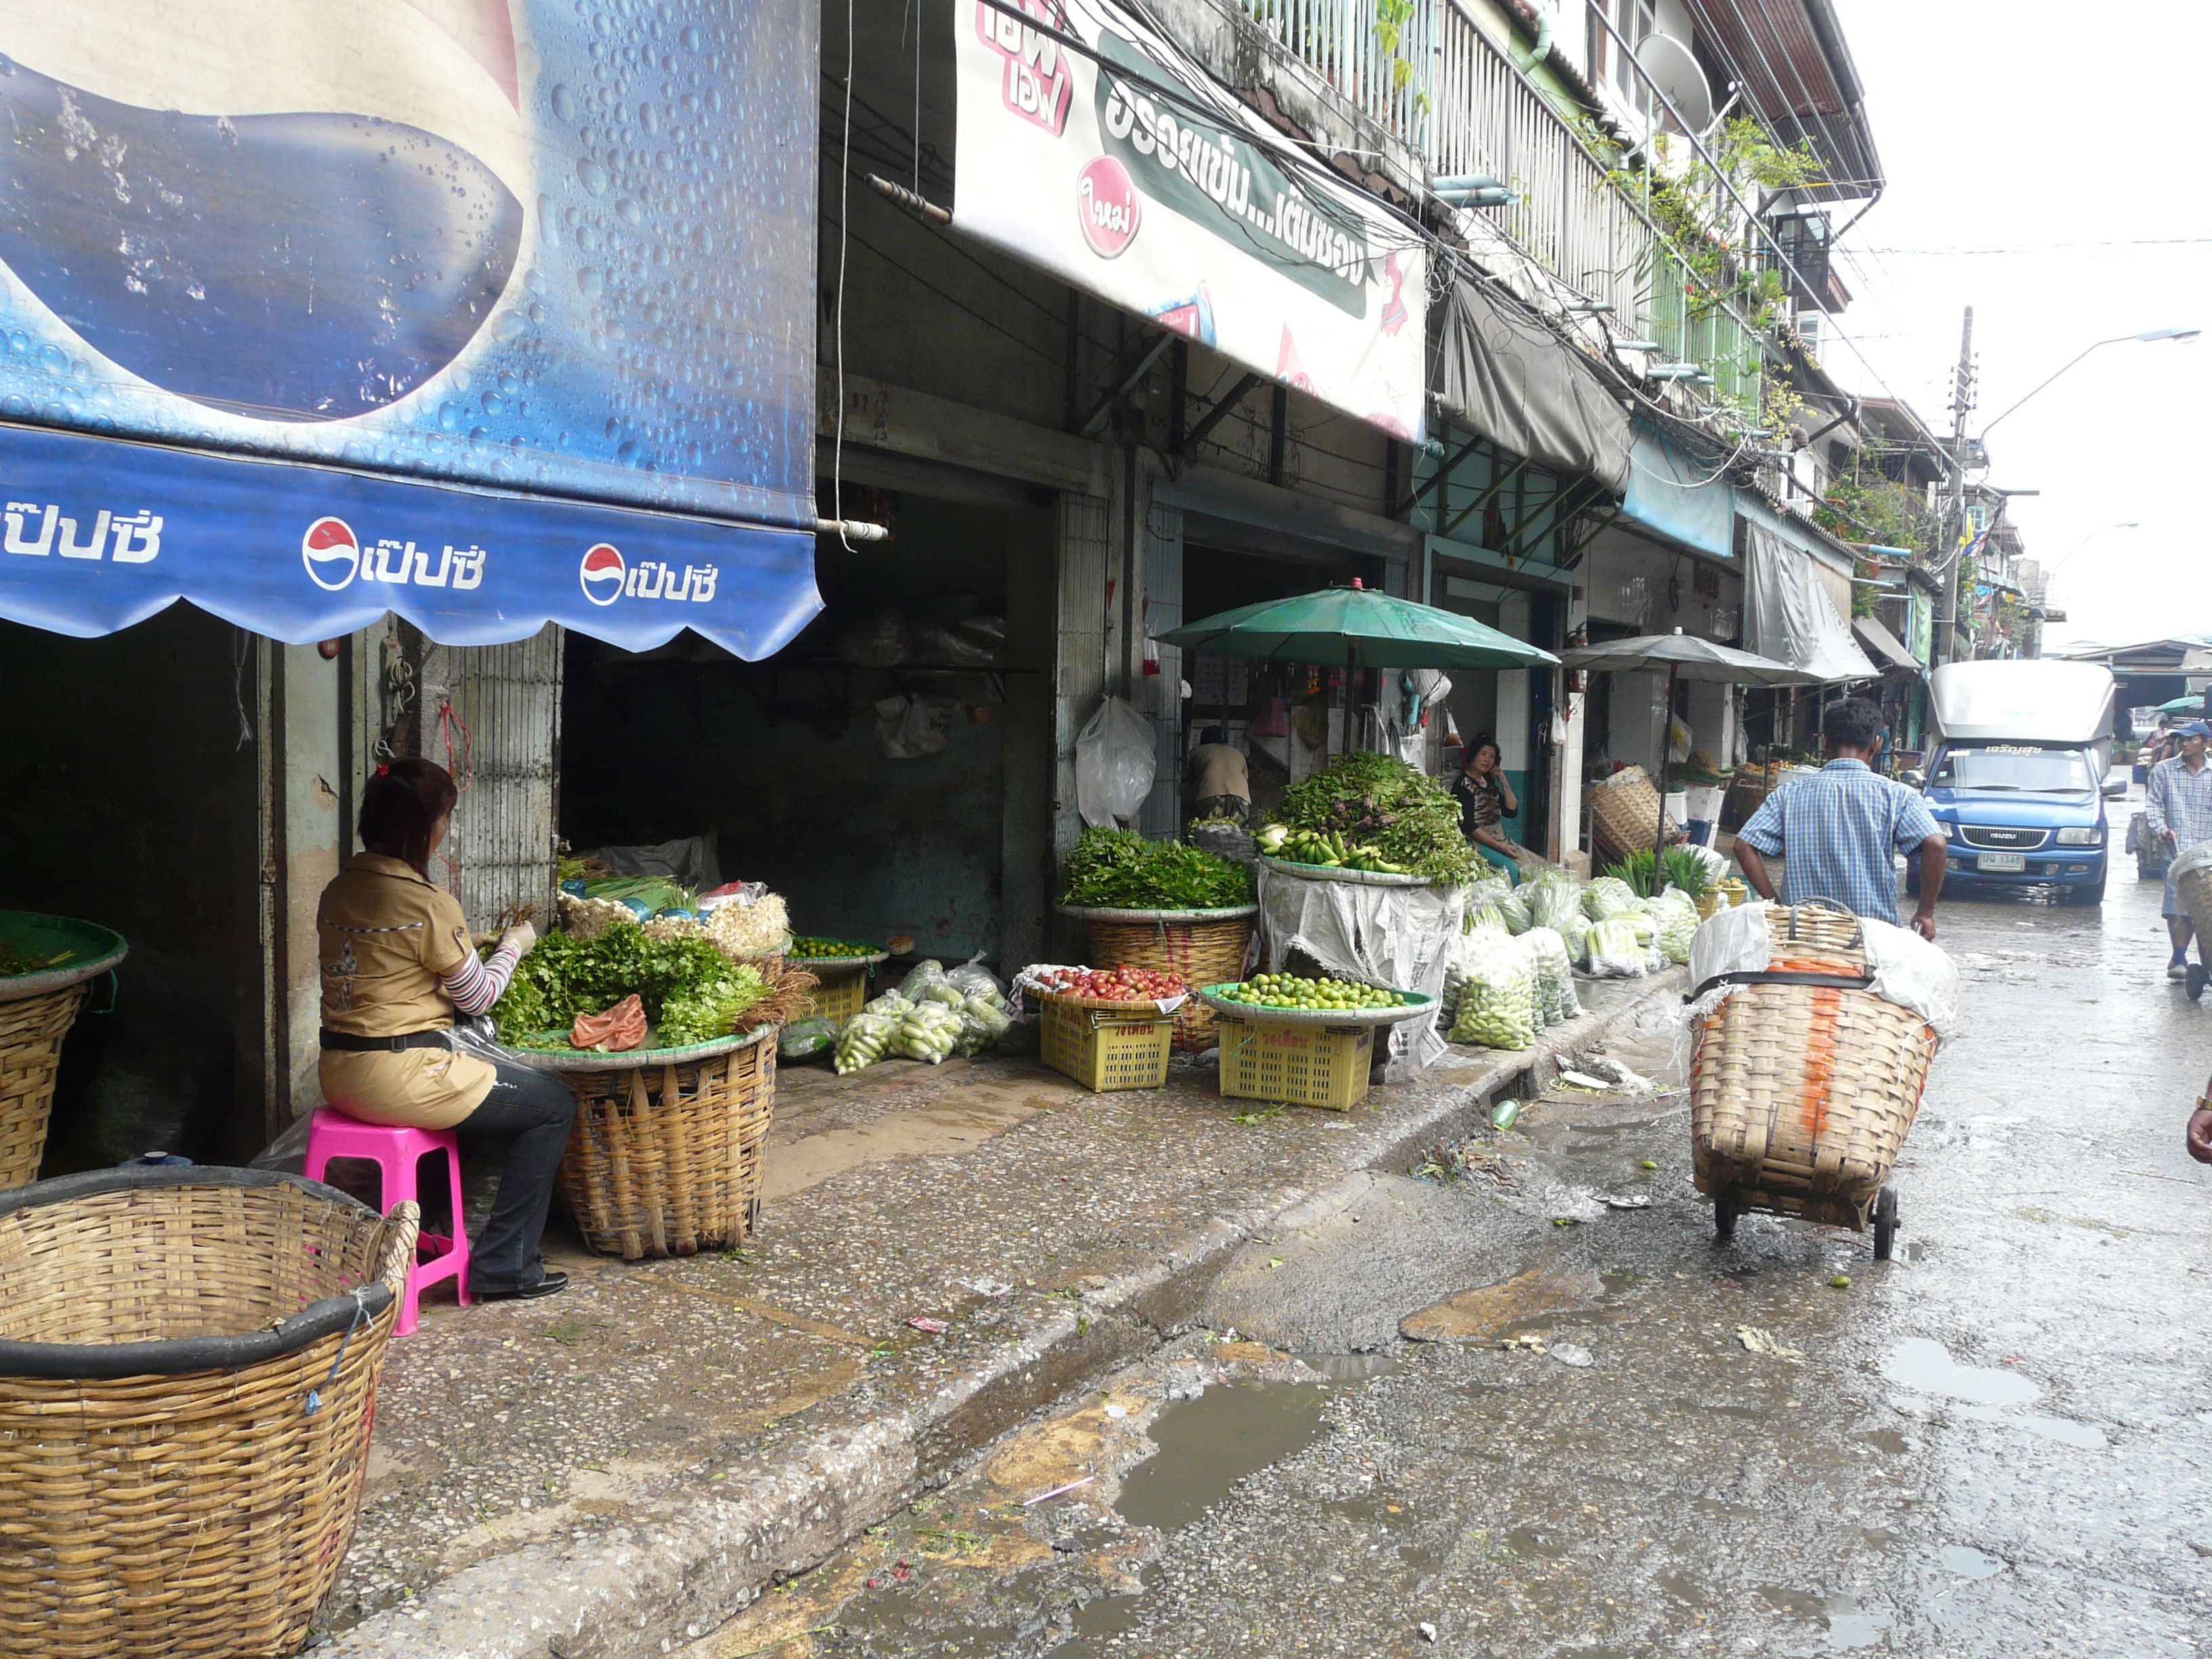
[{"xmin": 1936, "ymin": 307, "xmax": 1976, "ymax": 666}]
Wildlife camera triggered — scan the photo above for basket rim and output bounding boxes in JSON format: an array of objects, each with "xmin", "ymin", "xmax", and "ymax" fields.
[
  {"xmin": 497, "ymin": 1021, "xmax": 776, "ymax": 1071},
  {"xmin": 0, "ymin": 909, "xmax": 129, "ymax": 1004},
  {"xmin": 0, "ymin": 1166, "xmax": 396, "ymax": 1378},
  {"xmin": 1197, "ymin": 983, "xmax": 1437, "ymax": 1027},
  {"xmin": 789, "ymin": 951, "xmax": 890, "ymax": 970},
  {"xmin": 1256, "ymin": 857, "xmax": 1434, "ymax": 889},
  {"xmin": 1057, "ymin": 903, "xmax": 1259, "ymax": 922}
]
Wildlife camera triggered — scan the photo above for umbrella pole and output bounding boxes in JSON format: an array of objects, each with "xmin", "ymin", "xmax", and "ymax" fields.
[{"xmin": 1656, "ymin": 661, "xmax": 1679, "ymax": 874}]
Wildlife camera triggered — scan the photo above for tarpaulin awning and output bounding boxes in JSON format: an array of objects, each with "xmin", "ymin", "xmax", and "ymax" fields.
[
  {"xmin": 1432, "ymin": 277, "xmax": 1631, "ymax": 491},
  {"xmin": 1852, "ymin": 616, "xmax": 1922, "ymax": 676},
  {"xmin": 0, "ymin": 422, "xmax": 821, "ymax": 658},
  {"xmin": 1742, "ymin": 514, "xmax": 1877, "ymax": 683},
  {"xmin": 1620, "ymin": 425, "xmax": 1734, "ymax": 558}
]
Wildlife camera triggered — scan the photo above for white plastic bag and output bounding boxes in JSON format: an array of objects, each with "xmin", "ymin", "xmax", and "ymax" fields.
[
  {"xmin": 1450, "ymin": 932, "xmax": 1538, "ymax": 1050},
  {"xmin": 1074, "ymin": 696, "xmax": 1160, "ymax": 827},
  {"xmin": 1585, "ymin": 916, "xmax": 1652, "ymax": 978},
  {"xmin": 876, "ymin": 694, "xmax": 959, "ymax": 759},
  {"xmin": 1522, "ymin": 926, "xmax": 1582, "ymax": 1025}
]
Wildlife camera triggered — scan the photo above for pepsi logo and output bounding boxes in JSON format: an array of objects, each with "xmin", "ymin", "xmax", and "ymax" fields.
[
  {"xmin": 302, "ymin": 516, "xmax": 361, "ymax": 591},
  {"xmin": 580, "ymin": 544, "xmax": 627, "ymax": 607},
  {"xmin": 1078, "ymin": 157, "xmax": 1141, "ymax": 259}
]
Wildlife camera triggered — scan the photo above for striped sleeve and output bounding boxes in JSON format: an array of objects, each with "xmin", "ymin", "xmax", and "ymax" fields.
[{"xmin": 440, "ymin": 943, "xmax": 519, "ymax": 1016}]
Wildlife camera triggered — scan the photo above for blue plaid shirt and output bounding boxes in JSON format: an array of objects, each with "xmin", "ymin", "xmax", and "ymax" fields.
[
  {"xmin": 2145, "ymin": 754, "xmax": 2212, "ymax": 853},
  {"xmin": 1734, "ymin": 758, "xmax": 1942, "ymax": 924}
]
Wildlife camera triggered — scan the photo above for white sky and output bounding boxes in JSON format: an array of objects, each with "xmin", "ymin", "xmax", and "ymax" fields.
[{"xmin": 1821, "ymin": 0, "xmax": 2212, "ymax": 651}]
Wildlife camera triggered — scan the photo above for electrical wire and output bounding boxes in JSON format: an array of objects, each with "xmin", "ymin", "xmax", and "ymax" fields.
[{"xmin": 821, "ymin": 204, "xmax": 1067, "ymax": 366}]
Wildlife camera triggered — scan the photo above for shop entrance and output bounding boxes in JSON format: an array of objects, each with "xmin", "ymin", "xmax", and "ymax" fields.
[{"xmin": 560, "ymin": 489, "xmax": 1052, "ymax": 975}]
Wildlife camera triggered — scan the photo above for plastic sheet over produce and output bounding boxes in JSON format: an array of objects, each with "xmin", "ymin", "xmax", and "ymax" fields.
[
  {"xmin": 1685, "ymin": 900, "xmax": 1961, "ymax": 1039},
  {"xmin": 1255, "ymin": 868, "xmax": 1466, "ymax": 1076}
]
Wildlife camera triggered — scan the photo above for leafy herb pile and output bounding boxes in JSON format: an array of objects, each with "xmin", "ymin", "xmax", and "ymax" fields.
[
  {"xmin": 1271, "ymin": 753, "xmax": 1477, "ymax": 884},
  {"xmin": 491, "ymin": 925, "xmax": 766, "ymax": 1050},
  {"xmin": 1058, "ymin": 828, "xmax": 1254, "ymax": 910}
]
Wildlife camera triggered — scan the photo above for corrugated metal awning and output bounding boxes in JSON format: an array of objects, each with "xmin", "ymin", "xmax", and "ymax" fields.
[{"xmin": 1852, "ymin": 616, "xmax": 1921, "ymax": 676}]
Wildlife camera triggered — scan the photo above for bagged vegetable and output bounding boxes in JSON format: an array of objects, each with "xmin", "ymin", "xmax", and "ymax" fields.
[
  {"xmin": 1495, "ymin": 884, "xmax": 1532, "ymax": 935},
  {"xmin": 896, "ymin": 1002, "xmax": 964, "ymax": 1063},
  {"xmin": 919, "ymin": 979, "xmax": 969, "ymax": 1008},
  {"xmin": 955, "ymin": 994, "xmax": 1013, "ymax": 1056},
  {"xmin": 1525, "ymin": 869, "xmax": 1583, "ymax": 935},
  {"xmin": 1585, "ymin": 916, "xmax": 1652, "ymax": 978},
  {"xmin": 779, "ymin": 1017, "xmax": 840, "ymax": 1062},
  {"xmin": 864, "ymin": 989, "xmax": 914, "ymax": 1017},
  {"xmin": 944, "ymin": 951, "xmax": 1006, "ymax": 1002},
  {"xmin": 1641, "ymin": 891, "xmax": 1700, "ymax": 966},
  {"xmin": 993, "ymin": 1014, "xmax": 1042, "ymax": 1056},
  {"xmin": 1465, "ymin": 895, "xmax": 1507, "ymax": 934},
  {"xmin": 1522, "ymin": 927, "xmax": 1582, "ymax": 1026},
  {"xmin": 1450, "ymin": 933, "xmax": 1538, "ymax": 1050},
  {"xmin": 836, "ymin": 1010, "xmax": 899, "ymax": 1073},
  {"xmin": 1582, "ymin": 877, "xmax": 1639, "ymax": 921},
  {"xmin": 900, "ymin": 959, "xmax": 947, "ymax": 999}
]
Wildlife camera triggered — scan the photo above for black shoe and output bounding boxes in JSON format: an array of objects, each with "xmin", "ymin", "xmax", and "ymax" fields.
[{"xmin": 472, "ymin": 1271, "xmax": 570, "ymax": 1303}]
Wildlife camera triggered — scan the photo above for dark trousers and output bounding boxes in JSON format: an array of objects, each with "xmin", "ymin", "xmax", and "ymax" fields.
[{"xmin": 456, "ymin": 1052, "xmax": 577, "ymax": 1292}]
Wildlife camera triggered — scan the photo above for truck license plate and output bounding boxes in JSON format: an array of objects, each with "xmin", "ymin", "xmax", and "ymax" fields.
[{"xmin": 1976, "ymin": 852, "xmax": 2027, "ymax": 873}]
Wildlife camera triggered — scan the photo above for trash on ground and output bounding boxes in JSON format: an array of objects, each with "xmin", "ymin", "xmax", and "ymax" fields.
[
  {"xmin": 1601, "ymin": 1193, "xmax": 1653, "ymax": 1210},
  {"xmin": 1736, "ymin": 1326, "xmax": 1804, "ymax": 1362},
  {"xmin": 1549, "ymin": 1343, "xmax": 1595, "ymax": 1367},
  {"xmin": 1490, "ymin": 1098, "xmax": 1522, "ymax": 1130},
  {"xmin": 962, "ymin": 1277, "xmax": 1014, "ymax": 1298},
  {"xmin": 1023, "ymin": 1475, "xmax": 1097, "ymax": 1507},
  {"xmin": 907, "ymin": 1316, "xmax": 949, "ymax": 1334}
]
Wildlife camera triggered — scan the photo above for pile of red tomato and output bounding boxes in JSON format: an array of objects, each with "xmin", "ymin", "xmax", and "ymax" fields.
[{"xmin": 1037, "ymin": 965, "xmax": 1187, "ymax": 1002}]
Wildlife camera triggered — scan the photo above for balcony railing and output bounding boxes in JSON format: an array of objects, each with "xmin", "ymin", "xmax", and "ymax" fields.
[{"xmin": 1242, "ymin": 0, "xmax": 1774, "ymax": 396}]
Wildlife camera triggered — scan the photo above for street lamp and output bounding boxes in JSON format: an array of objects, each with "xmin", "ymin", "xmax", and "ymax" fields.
[{"xmin": 1978, "ymin": 328, "xmax": 2200, "ymax": 441}]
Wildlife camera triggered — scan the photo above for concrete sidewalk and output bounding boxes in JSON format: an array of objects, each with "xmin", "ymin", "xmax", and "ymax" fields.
[{"xmin": 321, "ymin": 970, "xmax": 1685, "ymax": 1659}]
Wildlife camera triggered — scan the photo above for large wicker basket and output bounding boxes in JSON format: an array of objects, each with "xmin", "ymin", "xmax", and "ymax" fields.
[
  {"xmin": 1061, "ymin": 905, "xmax": 1256, "ymax": 1051},
  {"xmin": 0, "ymin": 1166, "xmax": 417, "ymax": 1659},
  {"xmin": 544, "ymin": 1028, "xmax": 777, "ymax": 1260},
  {"xmin": 1588, "ymin": 766, "xmax": 1683, "ymax": 864},
  {"xmin": 1689, "ymin": 902, "xmax": 1936, "ymax": 1227},
  {"xmin": 0, "ymin": 912, "xmax": 129, "ymax": 1191},
  {"xmin": 2173, "ymin": 846, "xmax": 2212, "ymax": 939}
]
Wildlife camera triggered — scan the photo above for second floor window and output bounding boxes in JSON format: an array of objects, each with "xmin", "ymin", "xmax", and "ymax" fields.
[{"xmin": 1587, "ymin": 0, "xmax": 1657, "ymax": 96}]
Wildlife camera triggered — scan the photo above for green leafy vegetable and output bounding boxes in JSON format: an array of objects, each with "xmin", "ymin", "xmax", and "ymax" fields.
[
  {"xmin": 1058, "ymin": 829, "xmax": 1254, "ymax": 910},
  {"xmin": 490, "ymin": 925, "xmax": 764, "ymax": 1048},
  {"xmin": 1271, "ymin": 753, "xmax": 1477, "ymax": 885},
  {"xmin": 1603, "ymin": 849, "xmax": 1658, "ymax": 898},
  {"xmin": 1658, "ymin": 846, "xmax": 1712, "ymax": 898}
]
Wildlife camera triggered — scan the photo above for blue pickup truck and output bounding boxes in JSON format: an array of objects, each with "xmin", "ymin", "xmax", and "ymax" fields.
[{"xmin": 1910, "ymin": 661, "xmax": 2123, "ymax": 907}]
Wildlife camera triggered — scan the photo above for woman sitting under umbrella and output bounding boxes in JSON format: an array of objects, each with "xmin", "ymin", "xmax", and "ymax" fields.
[{"xmin": 1453, "ymin": 735, "xmax": 1526, "ymax": 882}]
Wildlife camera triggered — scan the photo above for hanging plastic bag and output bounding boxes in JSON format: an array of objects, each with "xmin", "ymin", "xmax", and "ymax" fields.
[
  {"xmin": 1074, "ymin": 696, "xmax": 1159, "ymax": 827},
  {"xmin": 875, "ymin": 695, "xmax": 958, "ymax": 759}
]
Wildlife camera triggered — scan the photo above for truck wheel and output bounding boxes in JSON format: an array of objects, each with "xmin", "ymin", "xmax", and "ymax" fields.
[{"xmin": 2068, "ymin": 874, "xmax": 2107, "ymax": 906}]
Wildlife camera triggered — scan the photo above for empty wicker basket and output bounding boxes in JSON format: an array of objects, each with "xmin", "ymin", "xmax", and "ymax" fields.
[
  {"xmin": 548, "ymin": 1027, "xmax": 777, "ymax": 1260},
  {"xmin": 0, "ymin": 1165, "xmax": 417, "ymax": 1659},
  {"xmin": 1688, "ymin": 901, "xmax": 1936, "ymax": 1229},
  {"xmin": 1588, "ymin": 765, "xmax": 1683, "ymax": 865}
]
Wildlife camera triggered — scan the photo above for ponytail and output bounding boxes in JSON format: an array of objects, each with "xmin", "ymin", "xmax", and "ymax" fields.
[{"xmin": 359, "ymin": 758, "xmax": 457, "ymax": 876}]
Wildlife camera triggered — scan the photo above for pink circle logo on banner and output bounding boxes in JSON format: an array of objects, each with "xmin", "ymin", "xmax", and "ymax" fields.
[{"xmin": 1077, "ymin": 157, "xmax": 1141, "ymax": 258}]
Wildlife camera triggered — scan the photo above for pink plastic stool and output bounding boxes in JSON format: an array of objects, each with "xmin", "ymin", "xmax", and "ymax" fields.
[{"xmin": 304, "ymin": 1106, "xmax": 471, "ymax": 1336}]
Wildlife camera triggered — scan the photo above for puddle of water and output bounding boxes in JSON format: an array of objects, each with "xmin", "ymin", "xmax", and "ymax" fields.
[
  {"xmin": 1760, "ymin": 1584, "xmax": 1823, "ymax": 1619},
  {"xmin": 1047, "ymin": 1571, "xmax": 1152, "ymax": 1658},
  {"xmin": 1656, "ymin": 1570, "xmax": 1707, "ymax": 1606},
  {"xmin": 1599, "ymin": 1270, "xmax": 1637, "ymax": 1294},
  {"xmin": 1296, "ymin": 1351, "xmax": 1399, "ymax": 1383},
  {"xmin": 1940, "ymin": 1544, "xmax": 2005, "ymax": 1578},
  {"xmin": 1952, "ymin": 1401, "xmax": 2108, "ymax": 1449},
  {"xmin": 1858, "ymin": 1428, "xmax": 1909, "ymax": 1456},
  {"xmin": 1880, "ymin": 1337, "xmax": 2039, "ymax": 1406},
  {"xmin": 1824, "ymin": 1603, "xmax": 1891, "ymax": 1650},
  {"xmin": 1115, "ymin": 1381, "xmax": 1333, "ymax": 1533}
]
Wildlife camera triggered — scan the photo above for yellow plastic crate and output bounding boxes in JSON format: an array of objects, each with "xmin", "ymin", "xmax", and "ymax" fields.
[
  {"xmin": 1040, "ymin": 996, "xmax": 1174, "ymax": 1092},
  {"xmin": 1215, "ymin": 1015, "xmax": 1374, "ymax": 1111},
  {"xmin": 802, "ymin": 965, "xmax": 870, "ymax": 1028}
]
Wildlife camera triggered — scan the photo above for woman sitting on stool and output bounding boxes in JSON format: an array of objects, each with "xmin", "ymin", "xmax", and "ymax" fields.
[
  {"xmin": 1453, "ymin": 735, "xmax": 1526, "ymax": 883},
  {"xmin": 316, "ymin": 758, "xmax": 574, "ymax": 1302}
]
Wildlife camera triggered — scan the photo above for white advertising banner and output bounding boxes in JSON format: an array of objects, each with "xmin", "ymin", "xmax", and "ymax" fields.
[{"xmin": 955, "ymin": 0, "xmax": 1426, "ymax": 440}]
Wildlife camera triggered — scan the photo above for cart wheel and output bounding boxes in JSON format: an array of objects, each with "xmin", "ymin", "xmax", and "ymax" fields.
[
  {"xmin": 1872, "ymin": 1187, "xmax": 1898, "ymax": 1263},
  {"xmin": 2188, "ymin": 962, "xmax": 2207, "ymax": 1004},
  {"xmin": 1713, "ymin": 1192, "xmax": 1737, "ymax": 1242}
]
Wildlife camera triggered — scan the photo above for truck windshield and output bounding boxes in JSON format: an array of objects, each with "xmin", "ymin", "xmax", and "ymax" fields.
[{"xmin": 1933, "ymin": 747, "xmax": 2095, "ymax": 794}]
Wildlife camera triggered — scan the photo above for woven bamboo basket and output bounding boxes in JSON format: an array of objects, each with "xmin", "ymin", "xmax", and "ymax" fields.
[
  {"xmin": 0, "ymin": 1166, "xmax": 416, "ymax": 1659},
  {"xmin": 2173, "ymin": 849, "xmax": 2212, "ymax": 939},
  {"xmin": 1588, "ymin": 766, "xmax": 1683, "ymax": 865},
  {"xmin": 0, "ymin": 984, "xmax": 87, "ymax": 1191},
  {"xmin": 1063, "ymin": 906, "xmax": 1257, "ymax": 1051},
  {"xmin": 1688, "ymin": 902, "xmax": 1937, "ymax": 1228},
  {"xmin": 552, "ymin": 1028, "xmax": 776, "ymax": 1260}
]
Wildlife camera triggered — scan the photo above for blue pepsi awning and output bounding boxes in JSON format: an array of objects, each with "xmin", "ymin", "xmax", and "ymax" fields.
[{"xmin": 0, "ymin": 423, "xmax": 821, "ymax": 658}]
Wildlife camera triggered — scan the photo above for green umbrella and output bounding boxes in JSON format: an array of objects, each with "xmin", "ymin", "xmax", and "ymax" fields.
[
  {"xmin": 2157, "ymin": 693, "xmax": 2204, "ymax": 714},
  {"xmin": 1154, "ymin": 583, "xmax": 1559, "ymax": 670}
]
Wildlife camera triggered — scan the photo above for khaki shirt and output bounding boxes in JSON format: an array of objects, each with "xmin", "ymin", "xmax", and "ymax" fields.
[
  {"xmin": 1187, "ymin": 743, "xmax": 1250, "ymax": 802},
  {"xmin": 314, "ymin": 853, "xmax": 495, "ymax": 1130}
]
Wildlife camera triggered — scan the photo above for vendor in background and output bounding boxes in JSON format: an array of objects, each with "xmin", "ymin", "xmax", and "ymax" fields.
[
  {"xmin": 1185, "ymin": 726, "xmax": 1250, "ymax": 825},
  {"xmin": 1454, "ymin": 735, "xmax": 1526, "ymax": 883},
  {"xmin": 2144, "ymin": 719, "xmax": 2212, "ymax": 985},
  {"xmin": 316, "ymin": 758, "xmax": 575, "ymax": 1303}
]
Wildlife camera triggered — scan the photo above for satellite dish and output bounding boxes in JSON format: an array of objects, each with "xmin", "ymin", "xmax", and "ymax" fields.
[{"xmin": 1633, "ymin": 32, "xmax": 1715, "ymax": 133}]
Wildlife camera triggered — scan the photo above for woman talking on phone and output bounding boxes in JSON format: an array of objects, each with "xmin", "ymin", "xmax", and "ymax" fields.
[
  {"xmin": 315, "ymin": 758, "xmax": 575, "ymax": 1302},
  {"xmin": 1453, "ymin": 735, "xmax": 1526, "ymax": 882}
]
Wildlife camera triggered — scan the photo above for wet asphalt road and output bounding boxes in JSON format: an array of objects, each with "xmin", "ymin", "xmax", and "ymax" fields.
[{"xmin": 703, "ymin": 810, "xmax": 2212, "ymax": 1659}]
